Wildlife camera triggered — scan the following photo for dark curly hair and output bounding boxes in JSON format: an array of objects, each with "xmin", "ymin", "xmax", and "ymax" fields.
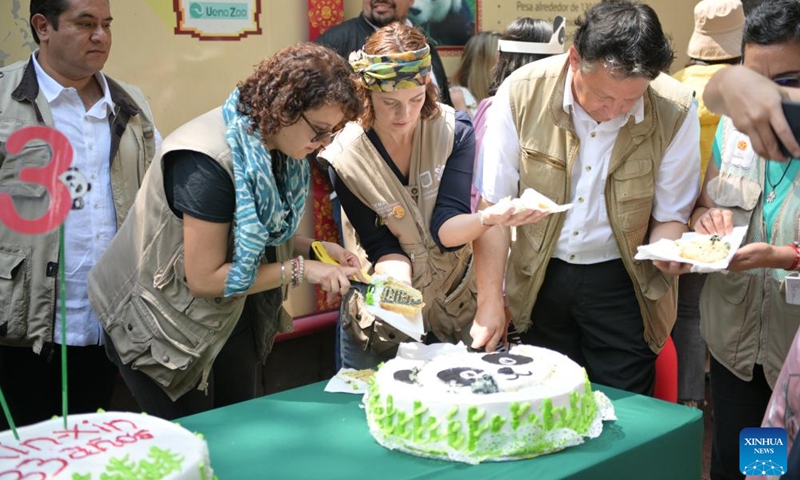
[
  {"xmin": 358, "ymin": 22, "xmax": 441, "ymax": 128},
  {"xmin": 237, "ymin": 43, "xmax": 361, "ymax": 138}
]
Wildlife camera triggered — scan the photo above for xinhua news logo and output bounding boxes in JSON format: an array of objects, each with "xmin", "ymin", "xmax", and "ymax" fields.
[{"xmin": 740, "ymin": 427, "xmax": 788, "ymax": 476}]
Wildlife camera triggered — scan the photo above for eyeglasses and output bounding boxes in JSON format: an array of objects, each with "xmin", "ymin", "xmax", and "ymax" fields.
[
  {"xmin": 300, "ymin": 113, "xmax": 342, "ymax": 143},
  {"xmin": 773, "ymin": 75, "xmax": 800, "ymax": 88}
]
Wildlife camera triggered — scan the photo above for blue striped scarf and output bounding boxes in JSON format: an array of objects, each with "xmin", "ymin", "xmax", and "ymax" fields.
[{"xmin": 222, "ymin": 89, "xmax": 309, "ymax": 296}]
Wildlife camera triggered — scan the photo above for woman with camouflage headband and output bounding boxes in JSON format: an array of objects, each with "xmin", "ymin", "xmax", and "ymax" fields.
[{"xmin": 318, "ymin": 23, "xmax": 496, "ymax": 369}]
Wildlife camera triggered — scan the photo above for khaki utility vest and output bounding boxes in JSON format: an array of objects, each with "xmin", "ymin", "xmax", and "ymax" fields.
[
  {"xmin": 0, "ymin": 59, "xmax": 157, "ymax": 355},
  {"xmin": 700, "ymin": 118, "xmax": 800, "ymax": 387},
  {"xmin": 503, "ymin": 54, "xmax": 693, "ymax": 353},
  {"xmin": 88, "ymin": 108, "xmax": 293, "ymax": 401},
  {"xmin": 321, "ymin": 105, "xmax": 477, "ymax": 343}
]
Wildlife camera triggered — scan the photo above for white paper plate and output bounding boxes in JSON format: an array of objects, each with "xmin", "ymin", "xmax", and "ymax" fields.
[
  {"xmin": 635, "ymin": 226, "xmax": 748, "ymax": 273},
  {"xmin": 366, "ymin": 304, "xmax": 425, "ymax": 342},
  {"xmin": 324, "ymin": 368, "xmax": 374, "ymax": 394},
  {"xmin": 486, "ymin": 187, "xmax": 572, "ymax": 215}
]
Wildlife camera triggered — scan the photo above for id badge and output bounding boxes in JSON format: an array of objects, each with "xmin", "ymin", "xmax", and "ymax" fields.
[
  {"xmin": 785, "ymin": 273, "xmax": 800, "ymax": 305},
  {"xmin": 724, "ymin": 130, "xmax": 757, "ymax": 169}
]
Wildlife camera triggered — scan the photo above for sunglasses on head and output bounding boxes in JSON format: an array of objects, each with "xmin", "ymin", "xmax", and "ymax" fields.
[
  {"xmin": 300, "ymin": 113, "xmax": 343, "ymax": 143},
  {"xmin": 773, "ymin": 75, "xmax": 800, "ymax": 88}
]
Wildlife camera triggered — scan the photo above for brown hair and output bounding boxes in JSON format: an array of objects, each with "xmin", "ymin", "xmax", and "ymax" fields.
[
  {"xmin": 237, "ymin": 43, "xmax": 361, "ymax": 138},
  {"xmin": 358, "ymin": 22, "xmax": 440, "ymax": 128},
  {"xmin": 453, "ymin": 31, "xmax": 501, "ymax": 102}
]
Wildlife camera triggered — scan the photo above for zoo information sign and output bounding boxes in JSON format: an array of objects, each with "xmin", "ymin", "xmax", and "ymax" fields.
[
  {"xmin": 482, "ymin": 0, "xmax": 600, "ymax": 32},
  {"xmin": 174, "ymin": 0, "xmax": 262, "ymax": 40}
]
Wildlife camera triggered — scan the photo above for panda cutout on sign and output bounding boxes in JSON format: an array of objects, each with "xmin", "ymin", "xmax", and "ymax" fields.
[
  {"xmin": 408, "ymin": 0, "xmax": 475, "ymax": 47},
  {"xmin": 59, "ymin": 167, "xmax": 91, "ymax": 210}
]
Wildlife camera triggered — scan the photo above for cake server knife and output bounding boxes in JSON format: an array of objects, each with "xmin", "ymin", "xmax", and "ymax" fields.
[{"xmin": 312, "ymin": 241, "xmax": 425, "ymax": 341}]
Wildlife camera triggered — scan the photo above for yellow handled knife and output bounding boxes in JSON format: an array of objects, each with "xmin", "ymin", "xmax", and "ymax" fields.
[{"xmin": 311, "ymin": 241, "xmax": 373, "ymax": 284}]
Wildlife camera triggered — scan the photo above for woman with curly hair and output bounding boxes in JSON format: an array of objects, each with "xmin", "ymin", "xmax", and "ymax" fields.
[{"xmin": 88, "ymin": 43, "xmax": 366, "ymax": 419}]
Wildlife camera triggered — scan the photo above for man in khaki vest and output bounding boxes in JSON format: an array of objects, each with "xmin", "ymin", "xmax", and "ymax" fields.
[
  {"xmin": 472, "ymin": 0, "xmax": 700, "ymax": 396},
  {"xmin": 687, "ymin": 2, "xmax": 800, "ymax": 477},
  {"xmin": 0, "ymin": 0, "xmax": 159, "ymax": 428}
]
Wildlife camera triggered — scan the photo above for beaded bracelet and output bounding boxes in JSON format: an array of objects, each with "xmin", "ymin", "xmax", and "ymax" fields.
[
  {"xmin": 290, "ymin": 257, "xmax": 299, "ymax": 287},
  {"xmin": 789, "ymin": 242, "xmax": 800, "ymax": 271},
  {"xmin": 286, "ymin": 256, "xmax": 307, "ymax": 287},
  {"xmin": 280, "ymin": 261, "xmax": 286, "ymax": 286},
  {"xmin": 298, "ymin": 255, "xmax": 306, "ymax": 284}
]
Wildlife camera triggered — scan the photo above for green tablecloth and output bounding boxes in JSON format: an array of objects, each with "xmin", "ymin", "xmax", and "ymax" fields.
[{"xmin": 179, "ymin": 381, "xmax": 703, "ymax": 480}]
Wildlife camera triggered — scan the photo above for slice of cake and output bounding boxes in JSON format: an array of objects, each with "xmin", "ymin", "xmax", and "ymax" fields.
[
  {"xmin": 677, "ymin": 233, "xmax": 731, "ymax": 263},
  {"xmin": 495, "ymin": 188, "xmax": 565, "ymax": 213},
  {"xmin": 365, "ymin": 275, "xmax": 424, "ymax": 318},
  {"xmin": 364, "ymin": 344, "xmax": 611, "ymax": 464},
  {"xmin": 0, "ymin": 411, "xmax": 214, "ymax": 479}
]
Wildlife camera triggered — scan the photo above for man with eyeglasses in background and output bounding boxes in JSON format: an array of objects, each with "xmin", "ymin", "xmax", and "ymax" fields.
[
  {"xmin": 674, "ymin": 1, "xmax": 800, "ymax": 478},
  {"xmin": 704, "ymin": 69, "xmax": 800, "ymax": 162}
]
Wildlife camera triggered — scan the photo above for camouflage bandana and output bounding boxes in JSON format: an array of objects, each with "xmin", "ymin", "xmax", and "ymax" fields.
[{"xmin": 349, "ymin": 45, "xmax": 432, "ymax": 92}]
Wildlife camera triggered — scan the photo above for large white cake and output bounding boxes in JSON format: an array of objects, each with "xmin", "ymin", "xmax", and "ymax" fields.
[
  {"xmin": 364, "ymin": 344, "xmax": 610, "ymax": 464},
  {"xmin": 0, "ymin": 411, "xmax": 213, "ymax": 479}
]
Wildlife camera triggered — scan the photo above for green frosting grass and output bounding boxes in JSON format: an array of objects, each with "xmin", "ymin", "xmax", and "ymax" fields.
[
  {"xmin": 366, "ymin": 285, "xmax": 375, "ymax": 306},
  {"xmin": 72, "ymin": 446, "xmax": 182, "ymax": 480},
  {"xmin": 365, "ymin": 376, "xmax": 600, "ymax": 462},
  {"xmin": 70, "ymin": 446, "xmax": 218, "ymax": 480}
]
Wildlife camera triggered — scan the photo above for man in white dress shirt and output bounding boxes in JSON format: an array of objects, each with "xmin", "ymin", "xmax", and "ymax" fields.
[
  {"xmin": 0, "ymin": 0, "xmax": 159, "ymax": 427},
  {"xmin": 470, "ymin": 0, "xmax": 700, "ymax": 395}
]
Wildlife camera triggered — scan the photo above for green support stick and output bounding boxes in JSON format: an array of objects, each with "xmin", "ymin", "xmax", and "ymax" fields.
[{"xmin": 59, "ymin": 224, "xmax": 68, "ymax": 428}]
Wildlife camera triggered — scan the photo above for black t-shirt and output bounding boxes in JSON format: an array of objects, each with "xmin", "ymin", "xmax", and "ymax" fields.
[
  {"xmin": 163, "ymin": 150, "xmax": 235, "ymax": 223},
  {"xmin": 331, "ymin": 111, "xmax": 475, "ymax": 263}
]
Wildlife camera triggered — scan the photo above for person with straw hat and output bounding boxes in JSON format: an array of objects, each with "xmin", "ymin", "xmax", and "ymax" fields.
[
  {"xmin": 685, "ymin": 1, "xmax": 800, "ymax": 477},
  {"xmin": 670, "ymin": 0, "xmax": 745, "ymax": 413},
  {"xmin": 676, "ymin": 0, "xmax": 745, "ymax": 179}
]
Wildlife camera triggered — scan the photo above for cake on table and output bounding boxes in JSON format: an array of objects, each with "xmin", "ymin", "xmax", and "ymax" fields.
[
  {"xmin": 364, "ymin": 344, "xmax": 613, "ymax": 464},
  {"xmin": 0, "ymin": 411, "xmax": 214, "ymax": 479}
]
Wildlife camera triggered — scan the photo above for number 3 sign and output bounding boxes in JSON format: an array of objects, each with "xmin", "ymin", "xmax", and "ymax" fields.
[{"xmin": 0, "ymin": 126, "xmax": 73, "ymax": 235}]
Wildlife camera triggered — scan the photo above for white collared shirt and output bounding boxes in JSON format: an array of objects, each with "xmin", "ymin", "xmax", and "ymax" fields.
[
  {"xmin": 32, "ymin": 53, "xmax": 116, "ymax": 346},
  {"xmin": 480, "ymin": 65, "xmax": 700, "ymax": 264}
]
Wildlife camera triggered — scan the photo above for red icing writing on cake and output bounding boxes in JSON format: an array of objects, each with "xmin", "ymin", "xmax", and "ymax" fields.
[{"xmin": 0, "ymin": 418, "xmax": 154, "ymax": 478}]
